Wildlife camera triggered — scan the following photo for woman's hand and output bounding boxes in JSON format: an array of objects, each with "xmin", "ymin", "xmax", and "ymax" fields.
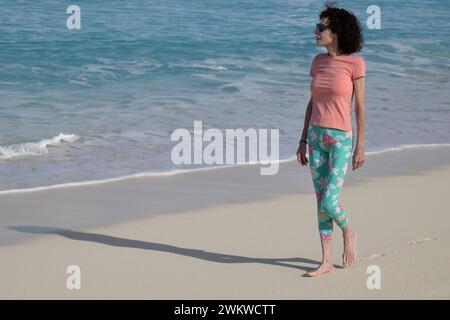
[
  {"xmin": 297, "ymin": 142, "xmax": 308, "ymax": 166},
  {"xmin": 352, "ymin": 145, "xmax": 365, "ymax": 171}
]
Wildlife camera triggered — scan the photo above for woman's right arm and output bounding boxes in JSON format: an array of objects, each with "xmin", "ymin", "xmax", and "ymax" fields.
[
  {"xmin": 300, "ymin": 96, "xmax": 313, "ymax": 141},
  {"xmin": 297, "ymin": 96, "xmax": 313, "ymax": 165}
]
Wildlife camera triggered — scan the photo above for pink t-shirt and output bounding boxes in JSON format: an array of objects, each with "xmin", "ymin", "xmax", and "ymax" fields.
[{"xmin": 309, "ymin": 53, "xmax": 365, "ymax": 132}]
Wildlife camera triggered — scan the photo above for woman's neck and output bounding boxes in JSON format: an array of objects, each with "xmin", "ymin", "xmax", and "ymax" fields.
[{"xmin": 326, "ymin": 43, "xmax": 341, "ymax": 57}]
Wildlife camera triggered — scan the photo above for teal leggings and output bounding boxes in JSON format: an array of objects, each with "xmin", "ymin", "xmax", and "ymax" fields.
[{"xmin": 306, "ymin": 125, "xmax": 354, "ymax": 240}]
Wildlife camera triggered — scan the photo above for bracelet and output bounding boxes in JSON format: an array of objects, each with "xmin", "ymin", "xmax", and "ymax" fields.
[{"xmin": 299, "ymin": 139, "xmax": 307, "ymax": 145}]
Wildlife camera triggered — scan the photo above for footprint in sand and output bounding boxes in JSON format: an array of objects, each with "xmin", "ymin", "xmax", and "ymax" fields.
[
  {"xmin": 407, "ymin": 237, "xmax": 438, "ymax": 245},
  {"xmin": 354, "ymin": 237, "xmax": 438, "ymax": 263},
  {"xmin": 357, "ymin": 253, "xmax": 385, "ymax": 262}
]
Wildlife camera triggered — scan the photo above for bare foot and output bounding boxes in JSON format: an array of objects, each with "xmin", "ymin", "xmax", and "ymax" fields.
[
  {"xmin": 303, "ymin": 262, "xmax": 336, "ymax": 277},
  {"xmin": 342, "ymin": 228, "xmax": 357, "ymax": 268}
]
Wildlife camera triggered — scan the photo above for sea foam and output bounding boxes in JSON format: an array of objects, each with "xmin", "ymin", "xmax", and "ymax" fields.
[{"xmin": 0, "ymin": 133, "xmax": 79, "ymax": 159}]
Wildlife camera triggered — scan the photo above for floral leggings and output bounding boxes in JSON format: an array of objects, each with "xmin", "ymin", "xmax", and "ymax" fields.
[{"xmin": 306, "ymin": 125, "xmax": 354, "ymax": 240}]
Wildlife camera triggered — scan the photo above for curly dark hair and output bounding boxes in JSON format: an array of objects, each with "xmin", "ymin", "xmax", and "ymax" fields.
[{"xmin": 319, "ymin": 2, "xmax": 364, "ymax": 54}]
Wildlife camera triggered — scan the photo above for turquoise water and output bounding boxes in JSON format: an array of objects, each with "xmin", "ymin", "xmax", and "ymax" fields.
[{"xmin": 0, "ymin": 0, "xmax": 449, "ymax": 191}]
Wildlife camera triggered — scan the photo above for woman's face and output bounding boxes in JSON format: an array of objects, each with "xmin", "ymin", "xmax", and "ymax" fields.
[{"xmin": 314, "ymin": 17, "xmax": 335, "ymax": 46}]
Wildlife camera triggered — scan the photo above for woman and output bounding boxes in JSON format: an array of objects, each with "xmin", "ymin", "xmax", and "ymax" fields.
[{"xmin": 296, "ymin": 3, "xmax": 366, "ymax": 277}]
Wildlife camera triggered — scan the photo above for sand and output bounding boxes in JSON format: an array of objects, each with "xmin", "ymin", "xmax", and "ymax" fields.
[{"xmin": 0, "ymin": 147, "xmax": 449, "ymax": 299}]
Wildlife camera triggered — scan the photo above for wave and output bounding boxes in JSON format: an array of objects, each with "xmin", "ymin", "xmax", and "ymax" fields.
[
  {"xmin": 364, "ymin": 143, "xmax": 450, "ymax": 155},
  {"xmin": 0, "ymin": 142, "xmax": 449, "ymax": 195},
  {"xmin": 168, "ymin": 62, "xmax": 228, "ymax": 71},
  {"xmin": 0, "ymin": 133, "xmax": 79, "ymax": 159}
]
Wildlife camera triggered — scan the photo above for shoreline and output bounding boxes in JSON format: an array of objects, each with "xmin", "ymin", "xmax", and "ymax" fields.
[
  {"xmin": 1, "ymin": 142, "xmax": 450, "ymax": 195},
  {"xmin": 1, "ymin": 145, "xmax": 450, "ymax": 247}
]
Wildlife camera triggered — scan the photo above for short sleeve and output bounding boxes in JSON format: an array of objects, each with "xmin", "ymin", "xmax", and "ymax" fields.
[
  {"xmin": 309, "ymin": 55, "xmax": 317, "ymax": 77},
  {"xmin": 352, "ymin": 57, "xmax": 366, "ymax": 80}
]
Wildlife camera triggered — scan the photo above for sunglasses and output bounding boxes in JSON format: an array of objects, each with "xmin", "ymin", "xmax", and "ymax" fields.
[{"xmin": 316, "ymin": 22, "xmax": 330, "ymax": 32}]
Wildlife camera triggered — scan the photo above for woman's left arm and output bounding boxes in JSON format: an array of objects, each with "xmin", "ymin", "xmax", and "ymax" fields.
[{"xmin": 352, "ymin": 76, "xmax": 365, "ymax": 171}]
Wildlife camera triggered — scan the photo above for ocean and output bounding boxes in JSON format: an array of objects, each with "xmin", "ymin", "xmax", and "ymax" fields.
[{"xmin": 0, "ymin": 0, "xmax": 449, "ymax": 192}]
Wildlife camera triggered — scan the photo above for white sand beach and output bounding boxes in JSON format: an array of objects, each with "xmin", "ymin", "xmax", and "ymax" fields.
[{"xmin": 0, "ymin": 147, "xmax": 450, "ymax": 299}]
